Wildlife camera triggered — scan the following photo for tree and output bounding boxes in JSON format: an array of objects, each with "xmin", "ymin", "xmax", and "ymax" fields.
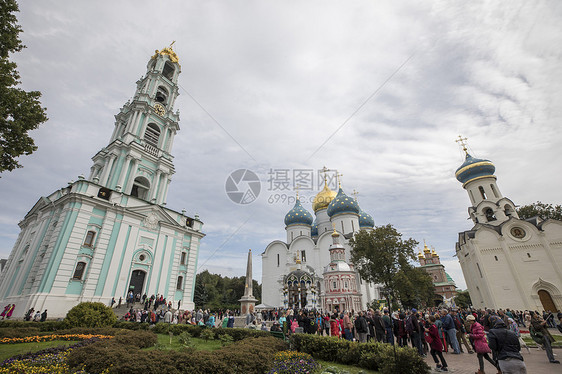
[
  {"xmin": 454, "ymin": 289, "xmax": 472, "ymax": 308},
  {"xmin": 350, "ymin": 224, "xmax": 433, "ymax": 309},
  {"xmin": 193, "ymin": 270, "xmax": 262, "ymax": 310},
  {"xmin": 0, "ymin": 0, "xmax": 48, "ymax": 174},
  {"xmin": 517, "ymin": 201, "xmax": 562, "ymax": 221}
]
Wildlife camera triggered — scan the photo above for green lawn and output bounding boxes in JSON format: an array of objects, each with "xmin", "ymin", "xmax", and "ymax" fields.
[
  {"xmin": 522, "ymin": 334, "xmax": 562, "ymax": 347},
  {"xmin": 316, "ymin": 359, "xmax": 379, "ymax": 374},
  {"xmin": 0, "ymin": 340, "xmax": 74, "ymax": 362},
  {"xmin": 146, "ymin": 333, "xmax": 224, "ymax": 351}
]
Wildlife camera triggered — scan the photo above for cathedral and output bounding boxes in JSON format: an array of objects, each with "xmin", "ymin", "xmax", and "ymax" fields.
[
  {"xmin": 455, "ymin": 142, "xmax": 562, "ymax": 312},
  {"xmin": 261, "ymin": 178, "xmax": 380, "ymax": 312},
  {"xmin": 418, "ymin": 244, "xmax": 457, "ymax": 305},
  {"xmin": 0, "ymin": 47, "xmax": 204, "ymax": 318}
]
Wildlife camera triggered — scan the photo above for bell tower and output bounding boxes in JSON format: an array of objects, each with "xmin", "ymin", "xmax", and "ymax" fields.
[
  {"xmin": 455, "ymin": 136, "xmax": 519, "ymax": 225},
  {"xmin": 88, "ymin": 44, "xmax": 182, "ymax": 205}
]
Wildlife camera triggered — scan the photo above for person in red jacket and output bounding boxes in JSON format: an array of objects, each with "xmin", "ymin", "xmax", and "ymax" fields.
[{"xmin": 428, "ymin": 315, "xmax": 448, "ymax": 372}]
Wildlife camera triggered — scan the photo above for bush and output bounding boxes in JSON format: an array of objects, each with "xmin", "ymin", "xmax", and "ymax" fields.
[
  {"xmin": 65, "ymin": 302, "xmax": 117, "ymax": 328},
  {"xmin": 200, "ymin": 328, "xmax": 215, "ymax": 342},
  {"xmin": 178, "ymin": 331, "xmax": 194, "ymax": 347},
  {"xmin": 219, "ymin": 333, "xmax": 234, "ymax": 346},
  {"xmin": 67, "ymin": 333, "xmax": 287, "ymax": 374},
  {"xmin": 0, "ymin": 320, "xmax": 66, "ymax": 331},
  {"xmin": 0, "ymin": 327, "xmax": 41, "ymax": 338},
  {"xmin": 289, "ymin": 334, "xmax": 429, "ymax": 374},
  {"xmin": 111, "ymin": 329, "xmax": 157, "ymax": 348}
]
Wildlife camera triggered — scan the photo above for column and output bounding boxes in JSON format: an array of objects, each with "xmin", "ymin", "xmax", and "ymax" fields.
[
  {"xmin": 150, "ymin": 170, "xmax": 162, "ymax": 202},
  {"xmin": 126, "ymin": 111, "xmax": 138, "ymax": 134},
  {"xmin": 159, "ymin": 177, "xmax": 172, "ymax": 205},
  {"xmin": 88, "ymin": 166, "xmax": 96, "ymax": 180},
  {"xmin": 100, "ymin": 154, "xmax": 117, "ymax": 186},
  {"xmin": 136, "ymin": 111, "xmax": 149, "ymax": 138},
  {"xmin": 131, "ymin": 111, "xmax": 144, "ymax": 136},
  {"xmin": 167, "ymin": 130, "xmax": 176, "ymax": 153},
  {"xmin": 116, "ymin": 155, "xmax": 132, "ymax": 192},
  {"xmin": 124, "ymin": 158, "xmax": 139, "ymax": 194}
]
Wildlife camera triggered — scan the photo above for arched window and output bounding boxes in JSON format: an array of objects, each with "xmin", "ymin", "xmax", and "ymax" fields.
[
  {"xmin": 131, "ymin": 176, "xmax": 150, "ymax": 200},
  {"xmin": 83, "ymin": 231, "xmax": 96, "ymax": 247},
  {"xmin": 180, "ymin": 252, "xmax": 187, "ymax": 265},
  {"xmin": 144, "ymin": 123, "xmax": 160, "ymax": 147},
  {"xmin": 163, "ymin": 61, "xmax": 175, "ymax": 80},
  {"xmin": 490, "ymin": 184, "xmax": 499, "ymax": 198},
  {"xmin": 73, "ymin": 262, "xmax": 86, "ymax": 280},
  {"xmin": 505, "ymin": 204, "xmax": 514, "ymax": 217},
  {"xmin": 176, "ymin": 276, "xmax": 184, "ymax": 290},
  {"xmin": 155, "ymin": 86, "xmax": 168, "ymax": 104},
  {"xmin": 484, "ymin": 208, "xmax": 496, "ymax": 221},
  {"xmin": 479, "ymin": 186, "xmax": 487, "ymax": 200}
]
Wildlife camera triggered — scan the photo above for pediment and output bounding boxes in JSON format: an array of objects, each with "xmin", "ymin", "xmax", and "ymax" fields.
[
  {"xmin": 127, "ymin": 205, "xmax": 180, "ymax": 229},
  {"xmin": 23, "ymin": 197, "xmax": 51, "ymax": 220}
]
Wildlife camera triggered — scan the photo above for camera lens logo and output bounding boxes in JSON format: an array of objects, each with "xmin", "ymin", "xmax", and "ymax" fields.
[{"xmin": 225, "ymin": 169, "xmax": 261, "ymax": 204}]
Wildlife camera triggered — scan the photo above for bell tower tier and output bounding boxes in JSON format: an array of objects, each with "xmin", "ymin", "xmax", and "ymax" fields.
[{"xmin": 88, "ymin": 45, "xmax": 182, "ymax": 205}]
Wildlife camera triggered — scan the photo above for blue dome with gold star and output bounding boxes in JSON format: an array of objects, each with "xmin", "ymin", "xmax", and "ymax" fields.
[
  {"xmin": 327, "ymin": 188, "xmax": 360, "ymax": 217},
  {"xmin": 284, "ymin": 198, "xmax": 313, "ymax": 226},
  {"xmin": 455, "ymin": 153, "xmax": 496, "ymax": 186},
  {"xmin": 311, "ymin": 219, "xmax": 318, "ymax": 237},
  {"xmin": 359, "ymin": 209, "xmax": 375, "ymax": 228}
]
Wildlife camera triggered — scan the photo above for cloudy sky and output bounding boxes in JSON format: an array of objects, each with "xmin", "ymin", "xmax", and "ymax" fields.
[{"xmin": 2, "ymin": 0, "xmax": 562, "ymax": 290}]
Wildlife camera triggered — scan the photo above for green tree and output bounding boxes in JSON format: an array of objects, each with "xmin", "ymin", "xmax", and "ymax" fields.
[
  {"xmin": 517, "ymin": 201, "xmax": 562, "ymax": 221},
  {"xmin": 454, "ymin": 289, "xmax": 472, "ymax": 308},
  {"xmin": 0, "ymin": 0, "xmax": 48, "ymax": 173},
  {"xmin": 350, "ymin": 224, "xmax": 433, "ymax": 309},
  {"xmin": 193, "ymin": 270, "xmax": 262, "ymax": 310}
]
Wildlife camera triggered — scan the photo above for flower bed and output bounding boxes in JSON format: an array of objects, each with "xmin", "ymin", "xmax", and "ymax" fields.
[
  {"xmin": 267, "ymin": 351, "xmax": 320, "ymax": 374},
  {"xmin": 0, "ymin": 334, "xmax": 113, "ymax": 344},
  {"xmin": 0, "ymin": 337, "xmax": 109, "ymax": 373}
]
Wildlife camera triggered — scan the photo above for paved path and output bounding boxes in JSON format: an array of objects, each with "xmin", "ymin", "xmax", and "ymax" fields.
[
  {"xmin": 424, "ymin": 348, "xmax": 559, "ymax": 373},
  {"xmin": 423, "ymin": 327, "xmax": 561, "ymax": 374}
]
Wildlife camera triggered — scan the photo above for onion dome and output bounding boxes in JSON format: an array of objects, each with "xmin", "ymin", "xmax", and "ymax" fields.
[
  {"xmin": 431, "ymin": 248, "xmax": 439, "ymax": 258},
  {"xmin": 359, "ymin": 209, "xmax": 375, "ymax": 228},
  {"xmin": 327, "ymin": 188, "xmax": 360, "ymax": 217},
  {"xmin": 311, "ymin": 219, "xmax": 318, "ymax": 237},
  {"xmin": 312, "ymin": 183, "xmax": 337, "ymax": 212},
  {"xmin": 284, "ymin": 198, "xmax": 313, "ymax": 226},
  {"xmin": 151, "ymin": 44, "xmax": 180, "ymax": 64},
  {"xmin": 455, "ymin": 153, "xmax": 496, "ymax": 186},
  {"xmin": 423, "ymin": 243, "xmax": 431, "ymax": 254}
]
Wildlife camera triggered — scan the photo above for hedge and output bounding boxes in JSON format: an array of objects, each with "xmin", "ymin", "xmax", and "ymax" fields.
[{"xmin": 289, "ymin": 334, "xmax": 430, "ymax": 374}]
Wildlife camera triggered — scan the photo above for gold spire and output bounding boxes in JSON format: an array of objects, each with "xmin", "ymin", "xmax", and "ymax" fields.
[
  {"xmin": 423, "ymin": 242, "xmax": 431, "ymax": 253},
  {"xmin": 312, "ymin": 169, "xmax": 337, "ymax": 212},
  {"xmin": 331, "ymin": 222, "xmax": 339, "ymax": 237},
  {"xmin": 337, "ymin": 172, "xmax": 343, "ymax": 189},
  {"xmin": 152, "ymin": 42, "xmax": 180, "ymax": 65},
  {"xmin": 455, "ymin": 135, "xmax": 468, "ymax": 155}
]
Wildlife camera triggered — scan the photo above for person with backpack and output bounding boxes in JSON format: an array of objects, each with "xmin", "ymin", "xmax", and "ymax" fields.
[
  {"xmin": 529, "ymin": 311, "xmax": 559, "ymax": 364},
  {"xmin": 408, "ymin": 309, "xmax": 425, "ymax": 356},
  {"xmin": 355, "ymin": 311, "xmax": 369, "ymax": 343},
  {"xmin": 488, "ymin": 318, "xmax": 527, "ymax": 373},
  {"xmin": 466, "ymin": 314, "xmax": 500, "ymax": 374},
  {"xmin": 452, "ymin": 309, "xmax": 474, "ymax": 354},
  {"xmin": 428, "ymin": 315, "xmax": 448, "ymax": 372}
]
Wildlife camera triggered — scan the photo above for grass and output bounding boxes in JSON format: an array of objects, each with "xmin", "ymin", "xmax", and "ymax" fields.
[
  {"xmin": 522, "ymin": 333, "xmax": 562, "ymax": 348},
  {"xmin": 145, "ymin": 333, "xmax": 224, "ymax": 351},
  {"xmin": 316, "ymin": 359, "xmax": 379, "ymax": 374},
  {"xmin": 0, "ymin": 340, "xmax": 74, "ymax": 362}
]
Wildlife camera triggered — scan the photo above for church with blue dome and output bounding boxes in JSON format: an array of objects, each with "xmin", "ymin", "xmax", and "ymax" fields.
[
  {"xmin": 261, "ymin": 177, "xmax": 380, "ymax": 312},
  {"xmin": 454, "ymin": 139, "xmax": 562, "ymax": 312}
]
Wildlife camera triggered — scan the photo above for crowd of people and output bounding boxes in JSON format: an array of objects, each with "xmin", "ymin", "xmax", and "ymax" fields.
[{"xmin": 252, "ymin": 307, "xmax": 561, "ymax": 373}]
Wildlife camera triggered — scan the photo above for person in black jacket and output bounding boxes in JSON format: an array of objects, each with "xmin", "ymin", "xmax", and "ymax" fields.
[
  {"xmin": 355, "ymin": 311, "xmax": 369, "ymax": 343},
  {"xmin": 488, "ymin": 319, "xmax": 526, "ymax": 374}
]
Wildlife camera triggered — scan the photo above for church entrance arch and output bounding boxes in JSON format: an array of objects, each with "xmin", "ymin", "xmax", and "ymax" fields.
[
  {"xmin": 129, "ymin": 270, "xmax": 146, "ymax": 298},
  {"xmin": 538, "ymin": 290, "xmax": 556, "ymax": 312}
]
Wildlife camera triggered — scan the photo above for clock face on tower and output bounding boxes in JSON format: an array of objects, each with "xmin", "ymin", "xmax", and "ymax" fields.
[{"xmin": 154, "ymin": 103, "xmax": 165, "ymax": 116}]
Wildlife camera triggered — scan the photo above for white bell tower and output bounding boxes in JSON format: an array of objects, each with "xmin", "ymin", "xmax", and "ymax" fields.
[{"xmin": 89, "ymin": 44, "xmax": 182, "ymax": 205}]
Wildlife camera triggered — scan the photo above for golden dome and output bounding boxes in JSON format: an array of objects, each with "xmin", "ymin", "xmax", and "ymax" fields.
[
  {"xmin": 152, "ymin": 43, "xmax": 180, "ymax": 65},
  {"xmin": 431, "ymin": 249, "xmax": 439, "ymax": 258},
  {"xmin": 312, "ymin": 184, "xmax": 337, "ymax": 212},
  {"xmin": 423, "ymin": 243, "xmax": 431, "ymax": 253}
]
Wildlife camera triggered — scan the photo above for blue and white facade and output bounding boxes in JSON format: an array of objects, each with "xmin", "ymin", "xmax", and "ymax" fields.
[{"xmin": 0, "ymin": 47, "xmax": 204, "ymax": 318}]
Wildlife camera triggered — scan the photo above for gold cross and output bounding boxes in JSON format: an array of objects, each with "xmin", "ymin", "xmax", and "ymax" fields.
[
  {"xmin": 352, "ymin": 189, "xmax": 359, "ymax": 201},
  {"xmin": 320, "ymin": 166, "xmax": 330, "ymax": 185},
  {"xmin": 170, "ymin": 41, "xmax": 176, "ymax": 49},
  {"xmin": 455, "ymin": 135, "xmax": 468, "ymax": 154},
  {"xmin": 337, "ymin": 172, "xmax": 343, "ymax": 188}
]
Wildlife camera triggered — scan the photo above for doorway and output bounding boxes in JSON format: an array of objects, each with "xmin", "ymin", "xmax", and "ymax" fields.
[
  {"xmin": 129, "ymin": 270, "xmax": 146, "ymax": 297},
  {"xmin": 538, "ymin": 289, "xmax": 556, "ymax": 311}
]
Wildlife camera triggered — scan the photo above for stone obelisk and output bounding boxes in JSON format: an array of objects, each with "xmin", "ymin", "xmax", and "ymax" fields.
[{"xmin": 239, "ymin": 249, "xmax": 258, "ymax": 315}]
